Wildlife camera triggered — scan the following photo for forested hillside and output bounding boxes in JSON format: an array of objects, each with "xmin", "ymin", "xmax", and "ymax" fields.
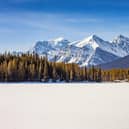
[{"xmin": 0, "ymin": 53, "xmax": 128, "ymax": 82}]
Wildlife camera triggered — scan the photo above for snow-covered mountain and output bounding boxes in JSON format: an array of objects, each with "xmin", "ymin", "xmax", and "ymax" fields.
[
  {"xmin": 30, "ymin": 35, "xmax": 129, "ymax": 66},
  {"xmin": 52, "ymin": 37, "xmax": 70, "ymax": 47},
  {"xmin": 31, "ymin": 37, "xmax": 70, "ymax": 55},
  {"xmin": 100, "ymin": 55, "xmax": 129, "ymax": 69},
  {"xmin": 112, "ymin": 35, "xmax": 129, "ymax": 54}
]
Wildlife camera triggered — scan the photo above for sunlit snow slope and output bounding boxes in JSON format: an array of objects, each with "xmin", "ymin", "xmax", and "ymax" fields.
[{"xmin": 31, "ymin": 35, "xmax": 129, "ymax": 66}]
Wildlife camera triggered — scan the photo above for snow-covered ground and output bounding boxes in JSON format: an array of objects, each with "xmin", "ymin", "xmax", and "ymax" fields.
[{"xmin": 0, "ymin": 83, "xmax": 129, "ymax": 129}]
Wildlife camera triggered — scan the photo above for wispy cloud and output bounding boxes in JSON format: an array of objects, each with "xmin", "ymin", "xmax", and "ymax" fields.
[
  {"xmin": 65, "ymin": 18, "xmax": 102, "ymax": 23},
  {"xmin": 0, "ymin": 12, "xmax": 54, "ymax": 30},
  {"xmin": 0, "ymin": 10, "xmax": 129, "ymax": 52}
]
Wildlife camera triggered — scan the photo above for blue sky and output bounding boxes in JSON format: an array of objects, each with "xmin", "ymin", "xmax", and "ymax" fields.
[{"xmin": 0, "ymin": 0, "xmax": 129, "ymax": 51}]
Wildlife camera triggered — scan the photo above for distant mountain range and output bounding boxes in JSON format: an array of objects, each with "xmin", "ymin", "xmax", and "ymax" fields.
[
  {"xmin": 100, "ymin": 55, "xmax": 129, "ymax": 69},
  {"xmin": 29, "ymin": 34, "xmax": 129, "ymax": 68}
]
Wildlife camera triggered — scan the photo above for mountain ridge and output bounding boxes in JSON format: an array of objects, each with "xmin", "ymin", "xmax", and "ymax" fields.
[
  {"xmin": 30, "ymin": 34, "xmax": 129, "ymax": 66},
  {"xmin": 100, "ymin": 55, "xmax": 129, "ymax": 69}
]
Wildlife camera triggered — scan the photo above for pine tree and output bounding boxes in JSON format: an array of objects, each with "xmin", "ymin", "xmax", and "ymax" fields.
[
  {"xmin": 52, "ymin": 63, "xmax": 58, "ymax": 82},
  {"xmin": 3, "ymin": 61, "xmax": 8, "ymax": 81},
  {"xmin": 29, "ymin": 63, "xmax": 35, "ymax": 81},
  {"xmin": 8, "ymin": 61, "xmax": 13, "ymax": 81},
  {"xmin": 65, "ymin": 65, "xmax": 70, "ymax": 82},
  {"xmin": 97, "ymin": 68, "xmax": 102, "ymax": 82},
  {"xmin": 92, "ymin": 65, "xmax": 95, "ymax": 81},
  {"xmin": 18, "ymin": 61, "xmax": 25, "ymax": 81},
  {"xmin": 70, "ymin": 69, "xmax": 74, "ymax": 81},
  {"xmin": 82, "ymin": 67, "xmax": 87, "ymax": 81},
  {"xmin": 43, "ymin": 59, "xmax": 49, "ymax": 82},
  {"xmin": 38, "ymin": 62, "xmax": 42, "ymax": 81}
]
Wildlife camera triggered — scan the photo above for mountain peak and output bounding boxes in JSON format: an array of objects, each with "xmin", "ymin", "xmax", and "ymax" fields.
[
  {"xmin": 113, "ymin": 34, "xmax": 129, "ymax": 43},
  {"xmin": 50, "ymin": 37, "xmax": 70, "ymax": 47},
  {"xmin": 116, "ymin": 35, "xmax": 128, "ymax": 40},
  {"xmin": 118, "ymin": 34, "xmax": 125, "ymax": 38},
  {"xmin": 53, "ymin": 37, "xmax": 65, "ymax": 42},
  {"xmin": 75, "ymin": 35, "xmax": 104, "ymax": 48},
  {"xmin": 86, "ymin": 34, "xmax": 104, "ymax": 42},
  {"xmin": 89, "ymin": 34, "xmax": 100, "ymax": 39}
]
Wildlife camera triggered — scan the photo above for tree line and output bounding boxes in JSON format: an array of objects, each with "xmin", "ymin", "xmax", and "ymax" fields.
[
  {"xmin": 102, "ymin": 69, "xmax": 129, "ymax": 81},
  {"xmin": 0, "ymin": 53, "xmax": 128, "ymax": 82}
]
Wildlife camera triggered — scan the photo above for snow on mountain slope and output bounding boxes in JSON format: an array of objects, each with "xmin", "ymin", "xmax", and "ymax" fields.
[
  {"xmin": 51, "ymin": 37, "xmax": 70, "ymax": 47},
  {"xmin": 112, "ymin": 35, "xmax": 129, "ymax": 54},
  {"xmin": 75, "ymin": 35, "xmax": 102, "ymax": 49},
  {"xmin": 87, "ymin": 48, "xmax": 118, "ymax": 66},
  {"xmin": 31, "ymin": 41, "xmax": 54, "ymax": 55},
  {"xmin": 30, "ymin": 35, "xmax": 129, "ymax": 66},
  {"xmin": 75, "ymin": 35, "xmax": 127, "ymax": 57},
  {"xmin": 100, "ymin": 55, "xmax": 129, "ymax": 69},
  {"xmin": 31, "ymin": 37, "xmax": 70, "ymax": 55}
]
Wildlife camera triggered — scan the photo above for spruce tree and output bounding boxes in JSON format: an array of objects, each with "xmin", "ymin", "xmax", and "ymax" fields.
[
  {"xmin": 43, "ymin": 59, "xmax": 49, "ymax": 82},
  {"xmin": 70, "ymin": 69, "xmax": 74, "ymax": 82},
  {"xmin": 18, "ymin": 61, "xmax": 25, "ymax": 81},
  {"xmin": 52, "ymin": 62, "xmax": 58, "ymax": 82},
  {"xmin": 97, "ymin": 68, "xmax": 102, "ymax": 82}
]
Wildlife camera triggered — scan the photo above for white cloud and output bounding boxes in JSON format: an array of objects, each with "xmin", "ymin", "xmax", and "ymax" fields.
[{"xmin": 65, "ymin": 18, "xmax": 102, "ymax": 23}]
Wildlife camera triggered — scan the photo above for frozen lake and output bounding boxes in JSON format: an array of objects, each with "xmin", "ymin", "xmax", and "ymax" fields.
[{"xmin": 0, "ymin": 83, "xmax": 129, "ymax": 129}]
